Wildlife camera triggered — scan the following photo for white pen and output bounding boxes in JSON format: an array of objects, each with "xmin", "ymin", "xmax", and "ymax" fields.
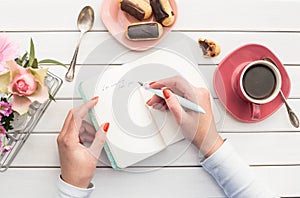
[{"xmin": 138, "ymin": 82, "xmax": 206, "ymax": 114}]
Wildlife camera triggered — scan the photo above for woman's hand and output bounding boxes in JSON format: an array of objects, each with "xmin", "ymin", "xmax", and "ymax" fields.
[
  {"xmin": 147, "ymin": 76, "xmax": 223, "ymax": 157},
  {"xmin": 57, "ymin": 97, "xmax": 109, "ymax": 188}
]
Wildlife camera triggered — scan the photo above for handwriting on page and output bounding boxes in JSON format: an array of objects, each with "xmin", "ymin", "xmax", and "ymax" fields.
[{"xmin": 101, "ymin": 79, "xmax": 137, "ymax": 91}]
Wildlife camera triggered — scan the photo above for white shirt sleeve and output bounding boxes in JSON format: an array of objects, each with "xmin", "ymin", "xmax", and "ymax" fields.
[
  {"xmin": 200, "ymin": 140, "xmax": 278, "ymax": 198},
  {"xmin": 57, "ymin": 175, "xmax": 95, "ymax": 198}
]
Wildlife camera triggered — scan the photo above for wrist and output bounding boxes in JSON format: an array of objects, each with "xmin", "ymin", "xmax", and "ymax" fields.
[
  {"xmin": 203, "ymin": 136, "xmax": 224, "ymax": 158},
  {"xmin": 193, "ymin": 121, "xmax": 224, "ymax": 156}
]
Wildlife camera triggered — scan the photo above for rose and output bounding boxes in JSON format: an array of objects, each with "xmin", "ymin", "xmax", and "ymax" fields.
[
  {"xmin": 11, "ymin": 72, "xmax": 37, "ymax": 96},
  {"xmin": 0, "ymin": 60, "xmax": 49, "ymax": 115}
]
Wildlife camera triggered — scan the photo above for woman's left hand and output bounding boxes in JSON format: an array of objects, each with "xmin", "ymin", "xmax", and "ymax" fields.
[{"xmin": 57, "ymin": 97, "xmax": 109, "ymax": 188}]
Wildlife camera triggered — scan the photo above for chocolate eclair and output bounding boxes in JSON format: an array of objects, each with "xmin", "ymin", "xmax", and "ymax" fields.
[
  {"xmin": 198, "ymin": 38, "xmax": 221, "ymax": 58},
  {"xmin": 126, "ymin": 22, "xmax": 163, "ymax": 41},
  {"xmin": 150, "ymin": 0, "xmax": 175, "ymax": 26},
  {"xmin": 119, "ymin": 0, "xmax": 152, "ymax": 21}
]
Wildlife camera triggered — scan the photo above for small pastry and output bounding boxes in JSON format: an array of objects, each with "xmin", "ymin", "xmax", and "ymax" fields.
[
  {"xmin": 126, "ymin": 22, "xmax": 163, "ymax": 40},
  {"xmin": 198, "ymin": 38, "xmax": 221, "ymax": 58},
  {"xmin": 150, "ymin": 0, "xmax": 175, "ymax": 26},
  {"xmin": 119, "ymin": 0, "xmax": 152, "ymax": 21}
]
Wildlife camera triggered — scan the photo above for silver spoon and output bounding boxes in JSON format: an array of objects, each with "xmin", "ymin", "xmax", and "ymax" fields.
[
  {"xmin": 65, "ymin": 6, "xmax": 94, "ymax": 82},
  {"xmin": 263, "ymin": 57, "xmax": 299, "ymax": 128},
  {"xmin": 279, "ymin": 90, "xmax": 299, "ymax": 128}
]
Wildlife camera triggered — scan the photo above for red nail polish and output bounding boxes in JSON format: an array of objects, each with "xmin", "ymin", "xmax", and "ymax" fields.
[
  {"xmin": 91, "ymin": 96, "xmax": 99, "ymax": 101},
  {"xmin": 103, "ymin": 122, "xmax": 110, "ymax": 132},
  {"xmin": 149, "ymin": 81, "xmax": 156, "ymax": 86},
  {"xmin": 163, "ymin": 89, "xmax": 171, "ymax": 99},
  {"xmin": 146, "ymin": 99, "xmax": 151, "ymax": 105}
]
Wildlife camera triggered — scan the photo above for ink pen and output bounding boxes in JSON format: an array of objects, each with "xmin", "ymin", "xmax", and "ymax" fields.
[{"xmin": 138, "ymin": 82, "xmax": 206, "ymax": 114}]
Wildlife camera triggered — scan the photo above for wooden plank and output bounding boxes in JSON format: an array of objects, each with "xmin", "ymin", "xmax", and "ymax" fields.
[
  {"xmin": 34, "ymin": 100, "xmax": 82, "ymax": 132},
  {"xmin": 48, "ymin": 65, "xmax": 300, "ymax": 99},
  {"xmin": 11, "ymin": 133, "xmax": 300, "ymax": 167},
  {"xmin": 1, "ymin": 167, "xmax": 300, "ymax": 197},
  {"xmin": 33, "ymin": 98, "xmax": 300, "ymax": 132},
  {"xmin": 1, "ymin": 0, "xmax": 300, "ymax": 31},
  {"xmin": 0, "ymin": 0, "xmax": 104, "ymax": 31},
  {"xmin": 5, "ymin": 32, "xmax": 300, "ymax": 65}
]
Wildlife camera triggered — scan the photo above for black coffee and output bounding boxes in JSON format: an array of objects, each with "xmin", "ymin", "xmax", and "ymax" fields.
[{"xmin": 242, "ymin": 64, "xmax": 276, "ymax": 100}]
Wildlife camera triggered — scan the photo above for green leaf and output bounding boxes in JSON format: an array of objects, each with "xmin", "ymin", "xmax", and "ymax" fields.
[
  {"xmin": 48, "ymin": 93, "xmax": 56, "ymax": 102},
  {"xmin": 39, "ymin": 59, "xmax": 67, "ymax": 68},
  {"xmin": 29, "ymin": 38, "xmax": 35, "ymax": 67},
  {"xmin": 32, "ymin": 58, "xmax": 38, "ymax": 69},
  {"xmin": 15, "ymin": 58, "xmax": 22, "ymax": 66},
  {"xmin": 21, "ymin": 52, "xmax": 28, "ymax": 64},
  {"xmin": 24, "ymin": 60, "xmax": 29, "ymax": 68}
]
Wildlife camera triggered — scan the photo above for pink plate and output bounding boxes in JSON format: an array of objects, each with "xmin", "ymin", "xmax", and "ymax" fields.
[
  {"xmin": 213, "ymin": 44, "xmax": 291, "ymax": 122},
  {"xmin": 101, "ymin": 0, "xmax": 178, "ymax": 51}
]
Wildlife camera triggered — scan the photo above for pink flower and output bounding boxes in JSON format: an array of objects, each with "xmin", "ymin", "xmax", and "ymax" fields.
[
  {"xmin": 0, "ymin": 34, "xmax": 19, "ymax": 74},
  {"xmin": 0, "ymin": 126, "xmax": 6, "ymax": 137},
  {"xmin": 1, "ymin": 145, "xmax": 13, "ymax": 153},
  {"xmin": 0, "ymin": 61, "xmax": 48, "ymax": 115},
  {"xmin": 0, "ymin": 101, "xmax": 13, "ymax": 117},
  {"xmin": 0, "ymin": 134, "xmax": 12, "ymax": 153},
  {"xmin": 11, "ymin": 73, "xmax": 37, "ymax": 96}
]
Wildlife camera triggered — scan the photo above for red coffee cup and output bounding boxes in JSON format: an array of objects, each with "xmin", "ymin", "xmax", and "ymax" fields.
[{"xmin": 236, "ymin": 60, "xmax": 282, "ymax": 120}]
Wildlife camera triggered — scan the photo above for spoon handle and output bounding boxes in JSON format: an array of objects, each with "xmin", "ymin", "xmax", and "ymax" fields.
[
  {"xmin": 280, "ymin": 91, "xmax": 300, "ymax": 128},
  {"xmin": 65, "ymin": 47, "xmax": 79, "ymax": 82},
  {"xmin": 263, "ymin": 57, "xmax": 300, "ymax": 128},
  {"xmin": 65, "ymin": 32, "xmax": 84, "ymax": 82}
]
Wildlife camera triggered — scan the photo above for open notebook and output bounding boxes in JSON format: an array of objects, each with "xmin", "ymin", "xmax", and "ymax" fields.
[{"xmin": 78, "ymin": 49, "xmax": 219, "ymax": 169}]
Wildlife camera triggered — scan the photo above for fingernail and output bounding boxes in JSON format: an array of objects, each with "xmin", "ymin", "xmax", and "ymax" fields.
[
  {"xmin": 146, "ymin": 99, "xmax": 151, "ymax": 105},
  {"xmin": 149, "ymin": 81, "xmax": 156, "ymax": 86},
  {"xmin": 91, "ymin": 96, "xmax": 99, "ymax": 101},
  {"xmin": 103, "ymin": 122, "xmax": 110, "ymax": 132},
  {"xmin": 163, "ymin": 88, "xmax": 171, "ymax": 99}
]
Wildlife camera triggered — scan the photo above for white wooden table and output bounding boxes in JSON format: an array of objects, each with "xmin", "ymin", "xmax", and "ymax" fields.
[{"xmin": 1, "ymin": 0, "xmax": 300, "ymax": 197}]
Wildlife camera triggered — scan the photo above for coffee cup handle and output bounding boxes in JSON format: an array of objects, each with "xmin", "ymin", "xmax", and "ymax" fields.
[{"xmin": 251, "ymin": 103, "xmax": 261, "ymax": 120}]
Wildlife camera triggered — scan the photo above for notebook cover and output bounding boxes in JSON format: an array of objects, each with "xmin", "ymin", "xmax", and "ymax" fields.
[{"xmin": 78, "ymin": 81, "xmax": 121, "ymax": 170}]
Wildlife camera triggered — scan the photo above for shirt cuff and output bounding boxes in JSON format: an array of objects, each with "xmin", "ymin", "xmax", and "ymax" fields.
[
  {"xmin": 200, "ymin": 139, "xmax": 235, "ymax": 169},
  {"xmin": 57, "ymin": 175, "xmax": 94, "ymax": 198}
]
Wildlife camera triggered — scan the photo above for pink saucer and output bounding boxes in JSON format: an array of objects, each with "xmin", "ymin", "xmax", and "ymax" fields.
[
  {"xmin": 213, "ymin": 44, "xmax": 291, "ymax": 122},
  {"xmin": 100, "ymin": 0, "xmax": 178, "ymax": 51}
]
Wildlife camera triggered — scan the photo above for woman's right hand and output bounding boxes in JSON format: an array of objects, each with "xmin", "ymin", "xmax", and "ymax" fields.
[{"xmin": 146, "ymin": 76, "xmax": 223, "ymax": 158}]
